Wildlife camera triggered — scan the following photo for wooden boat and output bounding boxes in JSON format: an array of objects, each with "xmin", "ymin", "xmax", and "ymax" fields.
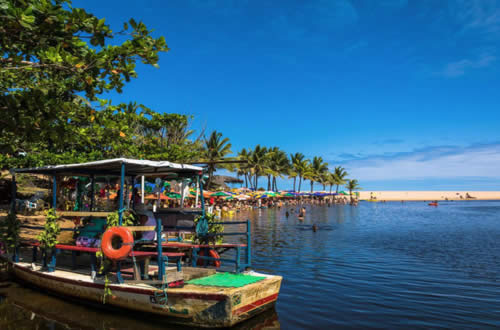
[
  {"xmin": 2, "ymin": 158, "xmax": 282, "ymax": 327},
  {"xmin": 6, "ymin": 258, "xmax": 281, "ymax": 328}
]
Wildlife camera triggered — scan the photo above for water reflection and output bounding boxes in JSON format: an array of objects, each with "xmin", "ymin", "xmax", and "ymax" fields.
[
  {"xmin": 2, "ymin": 201, "xmax": 500, "ymax": 328},
  {"xmin": 0, "ymin": 281, "xmax": 280, "ymax": 329}
]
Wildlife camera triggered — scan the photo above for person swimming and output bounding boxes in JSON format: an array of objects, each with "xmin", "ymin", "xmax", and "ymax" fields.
[
  {"xmin": 285, "ymin": 211, "xmax": 289, "ymax": 218},
  {"xmin": 312, "ymin": 224, "xmax": 318, "ymax": 232}
]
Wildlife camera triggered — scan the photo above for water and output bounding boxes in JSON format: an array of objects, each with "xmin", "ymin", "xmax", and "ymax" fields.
[{"xmin": 1, "ymin": 200, "xmax": 500, "ymax": 328}]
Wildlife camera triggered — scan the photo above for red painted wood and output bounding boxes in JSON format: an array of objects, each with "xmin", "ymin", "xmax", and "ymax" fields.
[
  {"xmin": 14, "ymin": 264, "xmax": 227, "ymax": 301},
  {"xmin": 232, "ymin": 293, "xmax": 279, "ymax": 316}
]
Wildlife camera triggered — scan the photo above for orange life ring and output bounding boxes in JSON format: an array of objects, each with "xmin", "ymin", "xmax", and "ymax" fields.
[
  {"xmin": 197, "ymin": 249, "xmax": 221, "ymax": 268},
  {"xmin": 101, "ymin": 227, "xmax": 133, "ymax": 260}
]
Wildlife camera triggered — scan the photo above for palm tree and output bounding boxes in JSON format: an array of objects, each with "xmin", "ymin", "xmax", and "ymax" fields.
[
  {"xmin": 269, "ymin": 148, "xmax": 290, "ymax": 191},
  {"xmin": 237, "ymin": 148, "xmax": 251, "ymax": 188},
  {"xmin": 248, "ymin": 145, "xmax": 268, "ymax": 190},
  {"xmin": 290, "ymin": 153, "xmax": 305, "ymax": 191},
  {"xmin": 318, "ymin": 172, "xmax": 329, "ymax": 191},
  {"xmin": 345, "ymin": 179, "xmax": 361, "ymax": 204},
  {"xmin": 295, "ymin": 158, "xmax": 310, "ymax": 192},
  {"xmin": 333, "ymin": 166, "xmax": 348, "ymax": 193},
  {"xmin": 309, "ymin": 156, "xmax": 328, "ymax": 192},
  {"xmin": 202, "ymin": 131, "xmax": 232, "ymax": 188}
]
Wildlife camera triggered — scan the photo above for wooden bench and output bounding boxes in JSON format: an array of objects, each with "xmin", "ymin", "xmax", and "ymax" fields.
[{"xmin": 22, "ymin": 242, "xmax": 185, "ymax": 279}]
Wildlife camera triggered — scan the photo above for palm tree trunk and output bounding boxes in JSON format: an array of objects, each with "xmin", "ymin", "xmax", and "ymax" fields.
[
  {"xmin": 274, "ymin": 177, "xmax": 278, "ymax": 191},
  {"xmin": 322, "ymin": 184, "xmax": 326, "ymax": 191},
  {"xmin": 329, "ymin": 185, "xmax": 332, "ymax": 194},
  {"xmin": 310, "ymin": 181, "xmax": 314, "ymax": 193},
  {"xmin": 298, "ymin": 176, "xmax": 302, "ymax": 192},
  {"xmin": 293, "ymin": 177, "xmax": 296, "ymax": 192},
  {"xmin": 207, "ymin": 165, "xmax": 214, "ymax": 189},
  {"xmin": 267, "ymin": 175, "xmax": 271, "ymax": 191},
  {"xmin": 244, "ymin": 173, "xmax": 248, "ymax": 188},
  {"xmin": 336, "ymin": 184, "xmax": 339, "ymax": 193}
]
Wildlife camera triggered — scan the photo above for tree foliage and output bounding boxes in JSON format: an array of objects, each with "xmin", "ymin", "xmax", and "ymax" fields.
[
  {"xmin": 0, "ymin": 0, "xmax": 200, "ymax": 168},
  {"xmin": 37, "ymin": 208, "xmax": 60, "ymax": 249}
]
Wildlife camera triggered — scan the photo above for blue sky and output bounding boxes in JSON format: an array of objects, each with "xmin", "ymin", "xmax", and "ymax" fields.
[{"xmin": 74, "ymin": 0, "xmax": 500, "ymax": 190}]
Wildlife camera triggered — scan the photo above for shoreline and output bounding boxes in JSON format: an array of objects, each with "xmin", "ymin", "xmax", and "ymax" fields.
[{"xmin": 357, "ymin": 191, "xmax": 500, "ymax": 201}]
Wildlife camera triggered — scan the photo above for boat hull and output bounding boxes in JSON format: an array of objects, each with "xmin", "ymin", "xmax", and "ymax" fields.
[{"xmin": 8, "ymin": 260, "xmax": 282, "ymax": 328}]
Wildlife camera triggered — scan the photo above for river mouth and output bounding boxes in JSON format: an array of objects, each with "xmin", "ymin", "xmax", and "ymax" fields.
[{"xmin": 1, "ymin": 201, "xmax": 500, "ymax": 328}]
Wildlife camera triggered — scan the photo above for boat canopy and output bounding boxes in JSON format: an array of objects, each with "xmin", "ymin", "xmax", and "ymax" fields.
[{"xmin": 12, "ymin": 158, "xmax": 203, "ymax": 176}]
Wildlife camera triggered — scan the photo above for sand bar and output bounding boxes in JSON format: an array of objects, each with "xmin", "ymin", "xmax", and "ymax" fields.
[{"xmin": 358, "ymin": 191, "xmax": 500, "ymax": 201}]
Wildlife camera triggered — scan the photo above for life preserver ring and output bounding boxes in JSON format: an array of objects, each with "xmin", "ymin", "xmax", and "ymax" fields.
[
  {"xmin": 197, "ymin": 249, "xmax": 221, "ymax": 268},
  {"xmin": 101, "ymin": 227, "xmax": 133, "ymax": 260}
]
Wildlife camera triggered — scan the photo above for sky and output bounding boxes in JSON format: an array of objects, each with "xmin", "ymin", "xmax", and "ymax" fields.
[{"xmin": 74, "ymin": 0, "xmax": 500, "ymax": 191}]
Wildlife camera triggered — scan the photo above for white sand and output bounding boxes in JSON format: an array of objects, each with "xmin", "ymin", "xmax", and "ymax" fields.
[{"xmin": 358, "ymin": 191, "xmax": 500, "ymax": 201}]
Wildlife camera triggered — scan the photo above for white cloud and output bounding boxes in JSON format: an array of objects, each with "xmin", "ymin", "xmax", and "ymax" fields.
[
  {"xmin": 439, "ymin": 53, "xmax": 496, "ymax": 77},
  {"xmin": 342, "ymin": 143, "xmax": 500, "ymax": 181}
]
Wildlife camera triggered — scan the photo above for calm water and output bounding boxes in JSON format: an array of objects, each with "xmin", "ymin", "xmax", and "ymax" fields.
[{"xmin": 1, "ymin": 200, "xmax": 500, "ymax": 329}]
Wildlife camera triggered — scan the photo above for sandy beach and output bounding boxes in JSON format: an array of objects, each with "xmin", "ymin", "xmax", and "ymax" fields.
[{"xmin": 358, "ymin": 191, "xmax": 500, "ymax": 201}]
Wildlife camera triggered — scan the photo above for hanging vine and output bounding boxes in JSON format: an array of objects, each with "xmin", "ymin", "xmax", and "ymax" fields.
[
  {"xmin": 37, "ymin": 208, "xmax": 61, "ymax": 249},
  {"xmin": 106, "ymin": 210, "xmax": 136, "ymax": 227},
  {"xmin": 0, "ymin": 212, "xmax": 20, "ymax": 254},
  {"xmin": 194, "ymin": 212, "xmax": 224, "ymax": 245}
]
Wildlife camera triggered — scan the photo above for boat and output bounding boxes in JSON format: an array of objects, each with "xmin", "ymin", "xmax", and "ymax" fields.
[
  {"xmin": 428, "ymin": 202, "xmax": 438, "ymax": 206},
  {"xmin": 1, "ymin": 158, "xmax": 282, "ymax": 328}
]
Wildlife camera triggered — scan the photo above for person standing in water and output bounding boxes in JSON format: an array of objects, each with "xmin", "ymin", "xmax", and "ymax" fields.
[{"xmin": 298, "ymin": 206, "xmax": 306, "ymax": 218}]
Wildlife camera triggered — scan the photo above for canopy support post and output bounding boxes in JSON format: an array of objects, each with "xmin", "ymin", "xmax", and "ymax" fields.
[
  {"xmin": 90, "ymin": 175, "xmax": 95, "ymax": 211},
  {"xmin": 52, "ymin": 175, "xmax": 57, "ymax": 209},
  {"xmin": 141, "ymin": 176, "xmax": 145, "ymax": 204},
  {"xmin": 10, "ymin": 171, "xmax": 18, "ymax": 262},
  {"xmin": 119, "ymin": 162, "xmax": 125, "ymax": 226},
  {"xmin": 116, "ymin": 162, "xmax": 126, "ymax": 284},
  {"xmin": 246, "ymin": 219, "xmax": 251, "ymax": 269},
  {"xmin": 180, "ymin": 180, "xmax": 185, "ymax": 208},
  {"xmin": 10, "ymin": 171, "xmax": 16, "ymax": 215},
  {"xmin": 156, "ymin": 217, "xmax": 164, "ymax": 281},
  {"xmin": 199, "ymin": 174, "xmax": 206, "ymax": 216},
  {"xmin": 195, "ymin": 176, "xmax": 199, "ymax": 207}
]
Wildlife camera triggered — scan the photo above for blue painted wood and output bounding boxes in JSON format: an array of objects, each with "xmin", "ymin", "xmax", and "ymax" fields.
[
  {"xmin": 156, "ymin": 217, "xmax": 164, "ymax": 280},
  {"xmin": 247, "ymin": 220, "xmax": 251, "ymax": 268},
  {"xmin": 236, "ymin": 246, "xmax": 241, "ymax": 273},
  {"xmin": 116, "ymin": 261, "xmax": 124, "ymax": 284},
  {"xmin": 118, "ymin": 162, "xmax": 125, "ymax": 225},
  {"xmin": 10, "ymin": 172, "xmax": 16, "ymax": 214},
  {"xmin": 48, "ymin": 248, "xmax": 58, "ymax": 272},
  {"xmin": 90, "ymin": 175, "xmax": 95, "ymax": 211},
  {"xmin": 192, "ymin": 248, "xmax": 198, "ymax": 267},
  {"xmin": 52, "ymin": 175, "xmax": 57, "ymax": 209},
  {"xmin": 199, "ymin": 175, "xmax": 206, "ymax": 216}
]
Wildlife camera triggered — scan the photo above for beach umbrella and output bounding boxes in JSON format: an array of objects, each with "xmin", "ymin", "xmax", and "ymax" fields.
[
  {"xmin": 211, "ymin": 191, "xmax": 230, "ymax": 197},
  {"xmin": 145, "ymin": 194, "xmax": 171, "ymax": 200},
  {"xmin": 167, "ymin": 192, "xmax": 182, "ymax": 199}
]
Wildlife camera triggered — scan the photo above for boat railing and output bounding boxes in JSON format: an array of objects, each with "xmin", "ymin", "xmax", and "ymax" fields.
[{"xmin": 192, "ymin": 220, "xmax": 251, "ymax": 273}]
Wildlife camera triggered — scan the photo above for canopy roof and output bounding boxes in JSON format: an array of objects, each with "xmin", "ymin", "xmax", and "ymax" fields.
[{"xmin": 13, "ymin": 158, "xmax": 203, "ymax": 177}]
